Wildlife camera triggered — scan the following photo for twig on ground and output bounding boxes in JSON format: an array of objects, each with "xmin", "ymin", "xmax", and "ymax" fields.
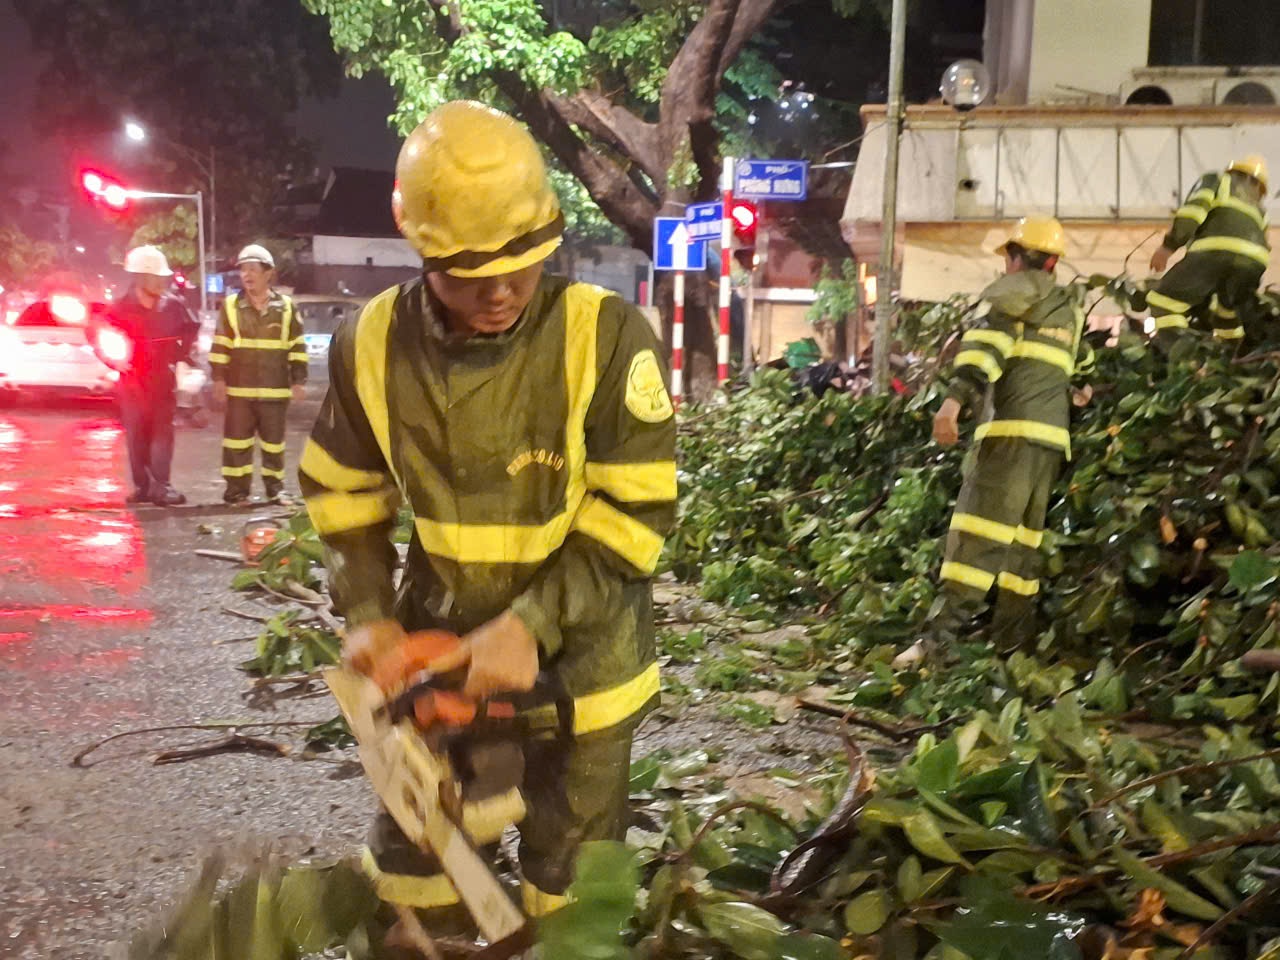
[
  {"xmin": 195, "ymin": 549, "xmax": 245, "ymax": 563},
  {"xmin": 153, "ymin": 732, "xmax": 291, "ymax": 764},
  {"xmin": 1086, "ymin": 747, "xmax": 1280, "ymax": 811},
  {"xmin": 1175, "ymin": 875, "xmax": 1280, "ymax": 959},
  {"xmin": 671, "ymin": 800, "xmax": 798, "ymax": 866},
  {"xmin": 797, "ymin": 699, "xmax": 950, "ymax": 740},
  {"xmin": 71, "ymin": 720, "xmax": 318, "ymax": 767}
]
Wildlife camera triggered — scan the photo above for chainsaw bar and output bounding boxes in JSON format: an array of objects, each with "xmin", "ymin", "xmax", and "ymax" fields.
[{"xmin": 324, "ymin": 667, "xmax": 529, "ymax": 945}]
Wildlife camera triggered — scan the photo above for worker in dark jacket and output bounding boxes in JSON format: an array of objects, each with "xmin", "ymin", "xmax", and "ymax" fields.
[
  {"xmin": 103, "ymin": 245, "xmax": 199, "ymax": 506},
  {"xmin": 909, "ymin": 217, "xmax": 1092, "ymax": 660},
  {"xmin": 1147, "ymin": 155, "xmax": 1270, "ymax": 345},
  {"xmin": 209, "ymin": 244, "xmax": 306, "ymax": 504},
  {"xmin": 299, "ymin": 101, "xmax": 676, "ymax": 939}
]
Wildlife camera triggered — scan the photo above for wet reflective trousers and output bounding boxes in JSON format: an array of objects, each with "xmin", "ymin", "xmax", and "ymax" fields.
[
  {"xmin": 938, "ymin": 438, "xmax": 1062, "ymax": 644},
  {"xmin": 222, "ymin": 398, "xmax": 288, "ymax": 497},
  {"xmin": 1147, "ymin": 250, "xmax": 1265, "ymax": 345},
  {"xmin": 364, "ymin": 722, "xmax": 634, "ymax": 920}
]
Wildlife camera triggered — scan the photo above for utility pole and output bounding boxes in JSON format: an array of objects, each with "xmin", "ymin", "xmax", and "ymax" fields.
[{"xmin": 872, "ymin": 0, "xmax": 908, "ymax": 394}]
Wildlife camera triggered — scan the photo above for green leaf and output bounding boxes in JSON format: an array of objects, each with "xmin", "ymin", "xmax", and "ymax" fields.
[
  {"xmin": 843, "ymin": 888, "xmax": 894, "ymax": 935},
  {"xmin": 897, "ymin": 855, "xmax": 923, "ymax": 902},
  {"xmin": 698, "ymin": 901, "xmax": 788, "ymax": 960},
  {"xmin": 776, "ymin": 933, "xmax": 846, "ymax": 960},
  {"xmin": 1229, "ymin": 550, "xmax": 1276, "ymax": 591},
  {"xmin": 902, "ymin": 810, "xmax": 968, "ymax": 865},
  {"xmin": 915, "ymin": 739, "xmax": 960, "ymax": 794},
  {"xmin": 1110, "ymin": 848, "xmax": 1224, "ymax": 921}
]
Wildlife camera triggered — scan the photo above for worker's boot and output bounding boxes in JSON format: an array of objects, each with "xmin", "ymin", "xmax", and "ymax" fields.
[{"xmin": 990, "ymin": 595, "xmax": 1038, "ymax": 652}]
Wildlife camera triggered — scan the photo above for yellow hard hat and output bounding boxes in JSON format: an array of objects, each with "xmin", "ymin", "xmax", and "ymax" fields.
[
  {"xmin": 1227, "ymin": 154, "xmax": 1269, "ymax": 192},
  {"xmin": 994, "ymin": 216, "xmax": 1067, "ymax": 258},
  {"xmin": 393, "ymin": 101, "xmax": 563, "ymax": 278}
]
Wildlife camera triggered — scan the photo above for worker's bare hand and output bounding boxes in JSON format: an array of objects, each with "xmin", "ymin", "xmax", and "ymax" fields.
[
  {"xmin": 1149, "ymin": 245, "xmax": 1173, "ymax": 274},
  {"xmin": 291, "ymin": 384, "xmax": 307, "ymax": 403},
  {"xmin": 211, "ymin": 380, "xmax": 228, "ymax": 410},
  {"xmin": 343, "ymin": 618, "xmax": 407, "ymax": 676},
  {"xmin": 442, "ymin": 610, "xmax": 539, "ymax": 698},
  {"xmin": 933, "ymin": 398, "xmax": 962, "ymax": 447},
  {"xmin": 1072, "ymin": 384, "xmax": 1094, "ymax": 407}
]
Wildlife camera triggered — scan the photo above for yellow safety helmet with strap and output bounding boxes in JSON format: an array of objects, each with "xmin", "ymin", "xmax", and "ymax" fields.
[
  {"xmin": 1227, "ymin": 154, "xmax": 1269, "ymax": 192},
  {"xmin": 994, "ymin": 216, "xmax": 1067, "ymax": 258},
  {"xmin": 393, "ymin": 101, "xmax": 563, "ymax": 278}
]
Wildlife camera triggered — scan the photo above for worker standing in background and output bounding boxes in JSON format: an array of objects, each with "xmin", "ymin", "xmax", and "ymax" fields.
[{"xmin": 208, "ymin": 244, "xmax": 306, "ymax": 504}]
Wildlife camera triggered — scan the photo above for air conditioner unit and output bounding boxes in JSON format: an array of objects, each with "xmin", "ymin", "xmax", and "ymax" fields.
[
  {"xmin": 1120, "ymin": 76, "xmax": 1216, "ymax": 106},
  {"xmin": 1214, "ymin": 76, "xmax": 1280, "ymax": 106}
]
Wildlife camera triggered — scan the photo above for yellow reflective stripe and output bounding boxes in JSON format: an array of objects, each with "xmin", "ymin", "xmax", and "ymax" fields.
[
  {"xmin": 1014, "ymin": 525, "xmax": 1044, "ymax": 549},
  {"xmin": 282, "ymin": 296, "xmax": 293, "ymax": 343},
  {"xmin": 1187, "ymin": 236, "xmax": 1271, "ymax": 265},
  {"xmin": 1215, "ymin": 193, "xmax": 1267, "ymax": 230},
  {"xmin": 223, "ymin": 338, "xmax": 293, "ymax": 350},
  {"xmin": 208, "ymin": 353, "xmax": 230, "ymax": 364},
  {"xmin": 1174, "ymin": 204, "xmax": 1208, "ymax": 224},
  {"xmin": 221, "ymin": 465, "xmax": 255, "ymax": 477},
  {"xmin": 1145, "ymin": 290, "xmax": 1193, "ymax": 313},
  {"xmin": 573, "ymin": 495, "xmax": 664, "ymax": 573},
  {"xmin": 415, "ymin": 515, "xmax": 569, "ymax": 565},
  {"xmin": 584, "ymin": 461, "xmax": 677, "ymax": 502},
  {"xmin": 954, "ymin": 349, "xmax": 1003, "ymax": 382},
  {"xmin": 996, "ymin": 571, "xmax": 1040, "ymax": 596},
  {"xmin": 940, "ymin": 561, "xmax": 996, "ymax": 592},
  {"xmin": 1010, "ymin": 340, "xmax": 1074, "ymax": 375},
  {"xmin": 522, "ymin": 880, "xmax": 569, "ymax": 917},
  {"xmin": 1213, "ymin": 326, "xmax": 1245, "ymax": 340},
  {"xmin": 299, "ymin": 439, "xmax": 388, "ymax": 492},
  {"xmin": 361, "ymin": 848, "xmax": 459, "ymax": 909},
  {"xmin": 260, "ymin": 467, "xmax": 287, "ymax": 479},
  {"xmin": 226, "ymin": 297, "xmax": 240, "ymax": 342},
  {"xmin": 1189, "ymin": 187, "xmax": 1216, "ymax": 205},
  {"xmin": 213, "ymin": 335, "xmax": 235, "ymax": 348},
  {"xmin": 459, "ymin": 787, "xmax": 525, "ymax": 844},
  {"xmin": 961, "ymin": 328, "xmax": 1014, "ymax": 357},
  {"xmin": 258, "ymin": 439, "xmax": 286, "ymax": 454},
  {"xmin": 573, "ymin": 661, "xmax": 660, "ymax": 736},
  {"xmin": 226, "ymin": 387, "xmax": 293, "ymax": 399},
  {"xmin": 949, "ymin": 512, "xmax": 1016, "ymax": 545},
  {"xmin": 1211, "ymin": 298, "xmax": 1237, "ymax": 319},
  {"xmin": 288, "ymin": 351, "xmax": 308, "ymax": 361},
  {"xmin": 975, "ymin": 419, "xmax": 1070, "ymax": 454},
  {"xmin": 290, "ymin": 336, "xmax": 305, "ymax": 347},
  {"xmin": 1153, "ymin": 315, "xmax": 1189, "ymax": 331},
  {"xmin": 354, "ymin": 288, "xmax": 401, "ymax": 485},
  {"xmin": 307, "ymin": 489, "xmax": 399, "ymax": 535},
  {"xmin": 222, "ymin": 436, "xmax": 255, "ymax": 450}
]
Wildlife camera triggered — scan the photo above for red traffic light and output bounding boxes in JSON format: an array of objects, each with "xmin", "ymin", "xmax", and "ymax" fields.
[
  {"xmin": 730, "ymin": 200, "xmax": 758, "ymax": 245},
  {"xmin": 80, "ymin": 169, "xmax": 131, "ymax": 211}
]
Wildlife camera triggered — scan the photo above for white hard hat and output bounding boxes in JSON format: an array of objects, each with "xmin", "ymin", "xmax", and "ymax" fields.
[
  {"xmin": 236, "ymin": 243, "xmax": 275, "ymax": 268},
  {"xmin": 123, "ymin": 245, "xmax": 173, "ymax": 277}
]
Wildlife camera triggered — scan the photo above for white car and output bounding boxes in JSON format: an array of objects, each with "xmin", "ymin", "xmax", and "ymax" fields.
[{"xmin": 0, "ymin": 295, "xmax": 120, "ymax": 400}]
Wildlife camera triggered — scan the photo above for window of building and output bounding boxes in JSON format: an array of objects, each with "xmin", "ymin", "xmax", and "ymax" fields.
[{"xmin": 1150, "ymin": 0, "xmax": 1280, "ymax": 66}]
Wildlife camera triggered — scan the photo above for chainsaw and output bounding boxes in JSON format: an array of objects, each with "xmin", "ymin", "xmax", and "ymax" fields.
[{"xmin": 324, "ymin": 632, "xmax": 572, "ymax": 958}]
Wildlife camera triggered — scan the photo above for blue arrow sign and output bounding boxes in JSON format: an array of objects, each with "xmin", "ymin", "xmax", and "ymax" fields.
[
  {"xmin": 653, "ymin": 217, "xmax": 707, "ymax": 272},
  {"xmin": 685, "ymin": 201, "xmax": 724, "ymax": 241},
  {"xmin": 735, "ymin": 159, "xmax": 808, "ymax": 201}
]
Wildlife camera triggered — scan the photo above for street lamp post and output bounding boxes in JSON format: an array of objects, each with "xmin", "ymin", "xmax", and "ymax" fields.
[
  {"xmin": 871, "ymin": 0, "xmax": 908, "ymax": 395},
  {"xmin": 124, "ymin": 121, "xmax": 216, "ymax": 295}
]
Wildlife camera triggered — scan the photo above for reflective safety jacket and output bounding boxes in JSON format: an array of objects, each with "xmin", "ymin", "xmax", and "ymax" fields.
[
  {"xmin": 1164, "ymin": 171, "xmax": 1271, "ymax": 269},
  {"xmin": 208, "ymin": 291, "xmax": 307, "ymax": 398},
  {"xmin": 299, "ymin": 275, "xmax": 677, "ymax": 731},
  {"xmin": 947, "ymin": 271, "xmax": 1090, "ymax": 458}
]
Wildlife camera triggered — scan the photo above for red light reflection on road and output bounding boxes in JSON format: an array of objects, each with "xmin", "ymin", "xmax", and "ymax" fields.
[{"xmin": 0, "ymin": 605, "xmax": 153, "ymax": 626}]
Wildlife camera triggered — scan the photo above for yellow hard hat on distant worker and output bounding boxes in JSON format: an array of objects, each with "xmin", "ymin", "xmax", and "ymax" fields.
[
  {"xmin": 994, "ymin": 216, "xmax": 1067, "ymax": 258},
  {"xmin": 1227, "ymin": 154, "xmax": 1269, "ymax": 192},
  {"xmin": 392, "ymin": 101, "xmax": 563, "ymax": 278}
]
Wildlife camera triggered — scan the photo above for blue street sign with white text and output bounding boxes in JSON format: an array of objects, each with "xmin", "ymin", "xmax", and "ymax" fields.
[
  {"xmin": 685, "ymin": 201, "xmax": 724, "ymax": 241},
  {"xmin": 205, "ymin": 273, "xmax": 225, "ymax": 294},
  {"xmin": 735, "ymin": 159, "xmax": 808, "ymax": 201},
  {"xmin": 653, "ymin": 216, "xmax": 707, "ymax": 271}
]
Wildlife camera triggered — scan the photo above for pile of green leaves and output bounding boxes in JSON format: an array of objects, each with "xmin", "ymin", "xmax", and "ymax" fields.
[
  {"xmin": 230, "ymin": 514, "xmax": 326, "ymax": 595},
  {"xmin": 653, "ymin": 303, "xmax": 1280, "ymax": 956},
  {"xmin": 238, "ymin": 610, "xmax": 341, "ymax": 678}
]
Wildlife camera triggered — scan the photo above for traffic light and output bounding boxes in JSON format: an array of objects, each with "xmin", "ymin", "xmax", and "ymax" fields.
[
  {"xmin": 730, "ymin": 200, "xmax": 758, "ymax": 271},
  {"xmin": 80, "ymin": 169, "xmax": 131, "ymax": 212}
]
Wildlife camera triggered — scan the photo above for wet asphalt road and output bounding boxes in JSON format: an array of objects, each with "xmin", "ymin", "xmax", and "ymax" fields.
[{"xmin": 0, "ymin": 389, "xmax": 373, "ymax": 959}]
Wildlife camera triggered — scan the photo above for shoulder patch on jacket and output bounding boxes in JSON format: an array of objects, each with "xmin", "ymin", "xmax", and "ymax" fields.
[{"xmin": 625, "ymin": 350, "xmax": 673, "ymax": 423}]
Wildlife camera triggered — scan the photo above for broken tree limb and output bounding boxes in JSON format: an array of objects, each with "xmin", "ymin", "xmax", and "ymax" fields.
[
  {"xmin": 195, "ymin": 549, "xmax": 244, "ymax": 563},
  {"xmin": 153, "ymin": 732, "xmax": 291, "ymax": 765},
  {"xmin": 72, "ymin": 720, "xmax": 318, "ymax": 767},
  {"xmin": 1086, "ymin": 747, "xmax": 1280, "ymax": 812}
]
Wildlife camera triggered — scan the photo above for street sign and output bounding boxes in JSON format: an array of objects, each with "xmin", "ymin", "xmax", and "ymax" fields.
[
  {"xmin": 205, "ymin": 273, "xmax": 225, "ymax": 294},
  {"xmin": 653, "ymin": 217, "xmax": 707, "ymax": 272},
  {"xmin": 735, "ymin": 159, "xmax": 808, "ymax": 201},
  {"xmin": 685, "ymin": 201, "xmax": 724, "ymax": 241}
]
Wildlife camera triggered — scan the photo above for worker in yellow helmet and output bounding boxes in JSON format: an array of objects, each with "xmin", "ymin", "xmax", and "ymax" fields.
[
  {"xmin": 298, "ymin": 101, "xmax": 675, "ymax": 940},
  {"xmin": 1147, "ymin": 155, "xmax": 1271, "ymax": 345},
  {"xmin": 907, "ymin": 216, "xmax": 1093, "ymax": 662}
]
